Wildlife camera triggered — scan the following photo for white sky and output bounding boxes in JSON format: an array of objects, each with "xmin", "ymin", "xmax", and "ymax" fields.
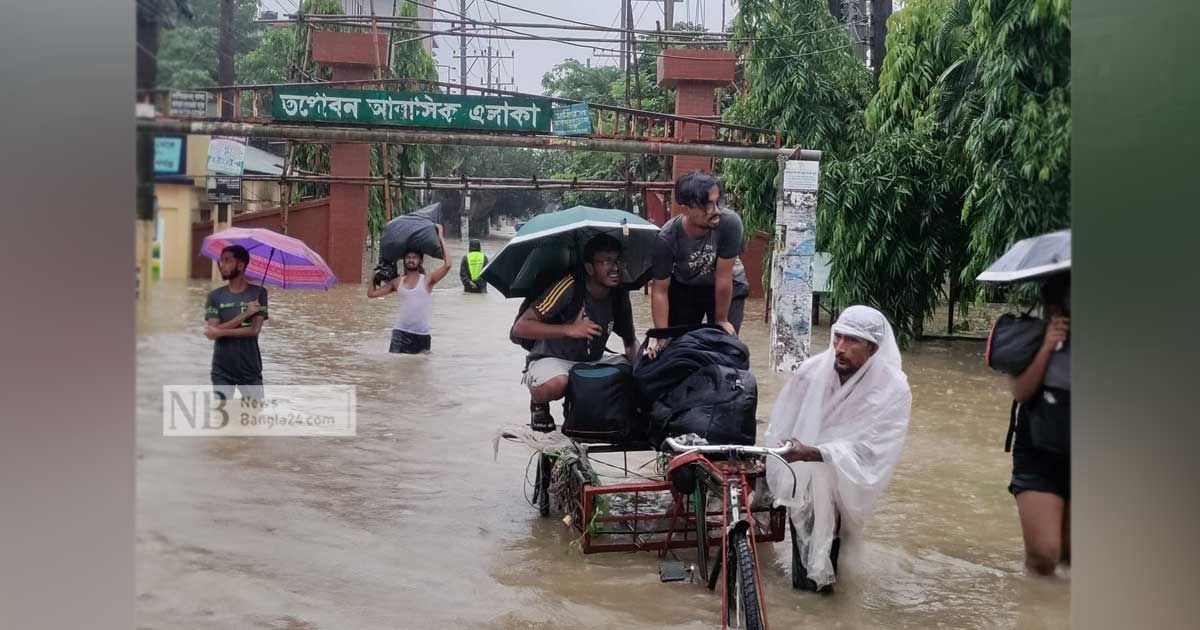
[
  {"xmin": 257, "ymin": 0, "xmax": 905, "ymax": 94},
  {"xmin": 429, "ymin": 0, "xmax": 738, "ymax": 94}
]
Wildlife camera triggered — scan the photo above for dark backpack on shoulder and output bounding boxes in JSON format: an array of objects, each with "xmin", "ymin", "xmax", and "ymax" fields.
[{"xmin": 987, "ymin": 314, "xmax": 1070, "ymax": 456}]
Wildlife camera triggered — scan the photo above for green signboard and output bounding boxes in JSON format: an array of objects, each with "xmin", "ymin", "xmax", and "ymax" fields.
[
  {"xmin": 551, "ymin": 103, "xmax": 593, "ymax": 136},
  {"xmin": 272, "ymin": 87, "xmax": 552, "ymax": 133}
]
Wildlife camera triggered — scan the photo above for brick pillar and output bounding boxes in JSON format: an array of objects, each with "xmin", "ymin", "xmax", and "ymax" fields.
[
  {"xmin": 311, "ymin": 31, "xmax": 387, "ymax": 283},
  {"xmin": 657, "ymin": 49, "xmax": 736, "ymax": 221}
]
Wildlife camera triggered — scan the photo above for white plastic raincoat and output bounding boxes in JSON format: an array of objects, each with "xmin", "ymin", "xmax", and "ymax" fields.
[{"xmin": 763, "ymin": 305, "xmax": 912, "ymax": 588}]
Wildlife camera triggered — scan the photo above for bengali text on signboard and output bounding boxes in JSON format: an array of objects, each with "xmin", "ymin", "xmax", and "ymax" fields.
[
  {"xmin": 271, "ymin": 87, "xmax": 553, "ymax": 133},
  {"xmin": 551, "ymin": 103, "xmax": 593, "ymax": 136}
]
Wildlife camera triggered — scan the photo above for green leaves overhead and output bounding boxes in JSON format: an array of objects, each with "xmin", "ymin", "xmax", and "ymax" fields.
[{"xmin": 731, "ymin": 0, "xmax": 1069, "ymax": 341}]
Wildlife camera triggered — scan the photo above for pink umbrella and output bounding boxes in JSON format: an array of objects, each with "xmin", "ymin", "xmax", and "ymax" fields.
[{"xmin": 200, "ymin": 227, "xmax": 337, "ymax": 289}]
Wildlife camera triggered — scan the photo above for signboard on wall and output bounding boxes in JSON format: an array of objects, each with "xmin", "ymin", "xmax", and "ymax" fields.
[
  {"xmin": 169, "ymin": 90, "xmax": 213, "ymax": 117},
  {"xmin": 206, "ymin": 136, "xmax": 248, "ymax": 176},
  {"xmin": 272, "ymin": 86, "xmax": 553, "ymax": 133},
  {"xmin": 551, "ymin": 103, "xmax": 592, "ymax": 136},
  {"xmin": 206, "ymin": 176, "xmax": 242, "ymax": 203},
  {"xmin": 153, "ymin": 135, "xmax": 187, "ymax": 176}
]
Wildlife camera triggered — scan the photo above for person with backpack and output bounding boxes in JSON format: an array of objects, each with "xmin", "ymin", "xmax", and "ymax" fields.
[
  {"xmin": 510, "ymin": 234, "xmax": 638, "ymax": 432},
  {"xmin": 647, "ymin": 171, "xmax": 750, "ymax": 358},
  {"xmin": 1004, "ymin": 275, "xmax": 1071, "ymax": 576},
  {"xmin": 459, "ymin": 239, "xmax": 489, "ymax": 293}
]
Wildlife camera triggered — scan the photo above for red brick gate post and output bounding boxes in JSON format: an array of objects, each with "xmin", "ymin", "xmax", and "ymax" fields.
[{"xmin": 310, "ymin": 31, "xmax": 388, "ymax": 284}]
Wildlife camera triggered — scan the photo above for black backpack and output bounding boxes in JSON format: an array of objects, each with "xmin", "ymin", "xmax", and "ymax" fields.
[
  {"xmin": 648, "ymin": 364, "xmax": 758, "ymax": 447},
  {"xmin": 562, "ymin": 361, "xmax": 643, "ymax": 444},
  {"xmin": 986, "ymin": 313, "xmax": 1070, "ymax": 456}
]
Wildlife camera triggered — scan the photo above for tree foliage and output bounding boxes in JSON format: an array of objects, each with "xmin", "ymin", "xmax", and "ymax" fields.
[
  {"xmin": 721, "ymin": 0, "xmax": 873, "ymax": 235},
  {"xmin": 817, "ymin": 0, "xmax": 1069, "ymax": 341},
  {"xmin": 156, "ymin": 0, "xmax": 262, "ymax": 89}
]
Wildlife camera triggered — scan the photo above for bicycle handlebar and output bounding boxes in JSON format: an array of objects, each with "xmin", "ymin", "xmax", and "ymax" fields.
[{"xmin": 663, "ymin": 436, "xmax": 792, "ymax": 458}]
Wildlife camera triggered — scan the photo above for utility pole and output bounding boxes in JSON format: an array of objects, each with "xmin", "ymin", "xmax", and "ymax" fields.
[
  {"xmin": 136, "ymin": 1, "xmax": 163, "ymax": 297},
  {"xmin": 664, "ymin": 0, "xmax": 674, "ymax": 31},
  {"xmin": 214, "ymin": 0, "xmax": 235, "ymax": 282},
  {"xmin": 846, "ymin": 0, "xmax": 869, "ymax": 63},
  {"xmin": 218, "ymin": 0, "xmax": 236, "ymax": 119},
  {"xmin": 485, "ymin": 44, "xmax": 492, "ymax": 89},
  {"xmin": 459, "ymin": 0, "xmax": 469, "ymax": 94},
  {"xmin": 870, "ymin": 0, "xmax": 892, "ymax": 83}
]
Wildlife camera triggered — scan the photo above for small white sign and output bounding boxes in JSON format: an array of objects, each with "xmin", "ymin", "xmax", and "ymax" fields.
[
  {"xmin": 163, "ymin": 385, "xmax": 357, "ymax": 437},
  {"xmin": 783, "ymin": 160, "xmax": 820, "ymax": 192},
  {"xmin": 206, "ymin": 135, "xmax": 248, "ymax": 176}
]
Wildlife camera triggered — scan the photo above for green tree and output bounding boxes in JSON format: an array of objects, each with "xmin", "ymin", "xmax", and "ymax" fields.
[
  {"xmin": 236, "ymin": 27, "xmax": 294, "ymax": 85},
  {"xmin": 156, "ymin": 0, "xmax": 262, "ymax": 88},
  {"xmin": 958, "ymin": 0, "xmax": 1071, "ymax": 283},
  {"xmin": 721, "ymin": 0, "xmax": 873, "ymax": 235},
  {"xmin": 818, "ymin": 0, "xmax": 1069, "ymax": 341},
  {"xmin": 820, "ymin": 0, "xmax": 972, "ymax": 342}
]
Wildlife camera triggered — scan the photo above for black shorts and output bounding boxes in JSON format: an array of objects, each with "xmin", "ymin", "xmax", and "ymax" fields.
[
  {"xmin": 1009, "ymin": 429, "xmax": 1070, "ymax": 500},
  {"xmin": 667, "ymin": 281, "xmax": 748, "ymax": 333},
  {"xmin": 211, "ymin": 373, "xmax": 264, "ymax": 401},
  {"xmin": 390, "ymin": 329, "xmax": 431, "ymax": 354}
]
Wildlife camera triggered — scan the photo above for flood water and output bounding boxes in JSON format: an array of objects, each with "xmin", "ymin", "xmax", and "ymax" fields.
[{"xmin": 136, "ymin": 238, "xmax": 1069, "ymax": 629}]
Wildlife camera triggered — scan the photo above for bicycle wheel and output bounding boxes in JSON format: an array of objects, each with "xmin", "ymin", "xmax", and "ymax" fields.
[
  {"xmin": 726, "ymin": 527, "xmax": 765, "ymax": 630},
  {"xmin": 535, "ymin": 453, "xmax": 552, "ymax": 517},
  {"xmin": 693, "ymin": 482, "xmax": 709, "ymax": 583}
]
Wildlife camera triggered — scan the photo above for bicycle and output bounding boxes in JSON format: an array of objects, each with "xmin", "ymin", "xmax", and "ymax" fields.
[{"xmin": 661, "ymin": 435, "xmax": 794, "ymax": 630}]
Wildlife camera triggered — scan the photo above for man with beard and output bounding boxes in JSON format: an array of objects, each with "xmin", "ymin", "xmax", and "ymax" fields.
[
  {"xmin": 204, "ymin": 245, "xmax": 269, "ymax": 401},
  {"xmin": 763, "ymin": 305, "xmax": 912, "ymax": 592},
  {"xmin": 647, "ymin": 171, "xmax": 749, "ymax": 357},
  {"xmin": 511, "ymin": 234, "xmax": 638, "ymax": 431},
  {"xmin": 367, "ymin": 223, "xmax": 452, "ymax": 354}
]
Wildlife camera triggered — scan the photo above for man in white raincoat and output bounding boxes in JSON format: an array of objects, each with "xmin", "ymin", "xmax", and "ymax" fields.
[{"xmin": 763, "ymin": 305, "xmax": 912, "ymax": 592}]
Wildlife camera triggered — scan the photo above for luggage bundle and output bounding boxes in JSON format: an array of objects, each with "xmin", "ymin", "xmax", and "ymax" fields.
[{"xmin": 559, "ymin": 325, "xmax": 758, "ymax": 447}]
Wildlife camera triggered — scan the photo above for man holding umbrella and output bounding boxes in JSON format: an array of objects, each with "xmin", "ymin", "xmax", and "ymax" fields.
[
  {"xmin": 511, "ymin": 234, "xmax": 638, "ymax": 431},
  {"xmin": 204, "ymin": 245, "xmax": 268, "ymax": 401}
]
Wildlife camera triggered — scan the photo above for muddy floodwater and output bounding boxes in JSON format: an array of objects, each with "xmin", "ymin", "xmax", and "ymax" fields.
[{"xmin": 136, "ymin": 238, "xmax": 1069, "ymax": 629}]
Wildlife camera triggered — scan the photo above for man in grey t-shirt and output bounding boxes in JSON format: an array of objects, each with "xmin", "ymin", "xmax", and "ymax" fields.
[{"xmin": 649, "ymin": 171, "xmax": 749, "ymax": 355}]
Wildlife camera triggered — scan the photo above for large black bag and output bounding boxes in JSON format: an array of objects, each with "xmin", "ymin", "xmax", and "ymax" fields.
[
  {"xmin": 988, "ymin": 314, "xmax": 1071, "ymax": 456},
  {"xmin": 985, "ymin": 313, "xmax": 1045, "ymax": 375},
  {"xmin": 648, "ymin": 364, "xmax": 757, "ymax": 446},
  {"xmin": 563, "ymin": 361, "xmax": 642, "ymax": 444},
  {"xmin": 632, "ymin": 325, "xmax": 751, "ymax": 403},
  {"xmin": 379, "ymin": 202, "xmax": 444, "ymax": 263}
]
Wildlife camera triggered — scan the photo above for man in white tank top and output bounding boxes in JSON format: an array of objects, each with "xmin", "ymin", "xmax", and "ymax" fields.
[{"xmin": 367, "ymin": 224, "xmax": 452, "ymax": 353}]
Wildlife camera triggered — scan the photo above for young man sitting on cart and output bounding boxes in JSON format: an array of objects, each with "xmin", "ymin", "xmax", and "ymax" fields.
[
  {"xmin": 512, "ymin": 234, "xmax": 639, "ymax": 432},
  {"xmin": 763, "ymin": 306, "xmax": 912, "ymax": 592}
]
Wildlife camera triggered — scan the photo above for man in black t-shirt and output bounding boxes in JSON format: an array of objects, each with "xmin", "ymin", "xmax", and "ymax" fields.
[
  {"xmin": 204, "ymin": 245, "xmax": 269, "ymax": 401},
  {"xmin": 649, "ymin": 171, "xmax": 749, "ymax": 357},
  {"xmin": 511, "ymin": 234, "xmax": 638, "ymax": 431}
]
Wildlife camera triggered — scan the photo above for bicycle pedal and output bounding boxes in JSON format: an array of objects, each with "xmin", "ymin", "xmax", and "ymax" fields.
[{"xmin": 658, "ymin": 560, "xmax": 688, "ymax": 583}]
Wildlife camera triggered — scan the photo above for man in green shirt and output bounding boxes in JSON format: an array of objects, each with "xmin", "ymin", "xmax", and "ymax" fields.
[{"xmin": 204, "ymin": 245, "xmax": 268, "ymax": 401}]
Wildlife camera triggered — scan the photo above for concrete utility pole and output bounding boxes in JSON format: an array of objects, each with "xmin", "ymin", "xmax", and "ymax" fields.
[
  {"xmin": 459, "ymin": 0, "xmax": 469, "ymax": 94},
  {"xmin": 870, "ymin": 0, "xmax": 892, "ymax": 82},
  {"xmin": 218, "ymin": 0, "xmax": 236, "ymax": 119},
  {"xmin": 664, "ymin": 0, "xmax": 674, "ymax": 30},
  {"xmin": 847, "ymin": 0, "xmax": 869, "ymax": 63}
]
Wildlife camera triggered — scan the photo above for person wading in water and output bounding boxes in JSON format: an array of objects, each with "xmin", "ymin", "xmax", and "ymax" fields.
[{"xmin": 367, "ymin": 224, "xmax": 452, "ymax": 354}]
